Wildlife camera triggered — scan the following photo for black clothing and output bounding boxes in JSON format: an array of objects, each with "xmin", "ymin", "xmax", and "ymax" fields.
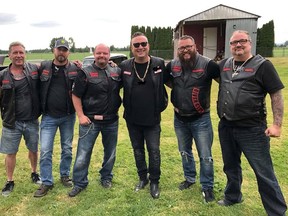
[
  {"xmin": 39, "ymin": 60, "xmax": 78, "ymax": 117},
  {"xmin": 0, "ymin": 62, "xmax": 40, "ymax": 128},
  {"xmin": 119, "ymin": 56, "xmax": 167, "ymax": 183},
  {"xmin": 72, "ymin": 63, "xmax": 122, "ymax": 124},
  {"xmin": 120, "ymin": 56, "xmax": 168, "ymax": 126},
  {"xmin": 130, "ymin": 62, "xmax": 155, "ymax": 125},
  {"xmin": 166, "ymin": 53, "xmax": 220, "ymax": 120},
  {"xmin": 14, "ymin": 77, "xmax": 33, "ymax": 120},
  {"xmin": 46, "ymin": 64, "xmax": 68, "ymax": 117},
  {"xmin": 218, "ymin": 55, "xmax": 284, "ymax": 127}
]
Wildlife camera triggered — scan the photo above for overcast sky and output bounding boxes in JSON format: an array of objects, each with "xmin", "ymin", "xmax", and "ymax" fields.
[{"xmin": 1, "ymin": 0, "xmax": 287, "ymax": 50}]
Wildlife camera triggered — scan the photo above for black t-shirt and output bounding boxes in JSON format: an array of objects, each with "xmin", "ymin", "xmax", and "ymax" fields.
[
  {"xmin": 46, "ymin": 64, "xmax": 68, "ymax": 117},
  {"xmin": 125, "ymin": 62, "xmax": 158, "ymax": 126},
  {"xmin": 14, "ymin": 77, "xmax": 33, "ymax": 120}
]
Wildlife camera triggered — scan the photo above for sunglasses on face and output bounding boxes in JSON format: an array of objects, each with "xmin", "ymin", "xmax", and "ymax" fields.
[{"xmin": 132, "ymin": 42, "xmax": 148, "ymax": 48}]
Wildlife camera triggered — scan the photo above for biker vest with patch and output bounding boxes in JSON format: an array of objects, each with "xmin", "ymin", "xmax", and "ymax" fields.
[
  {"xmin": 170, "ymin": 53, "xmax": 211, "ymax": 116},
  {"xmin": 0, "ymin": 62, "xmax": 40, "ymax": 128},
  {"xmin": 217, "ymin": 54, "xmax": 267, "ymax": 121},
  {"xmin": 121, "ymin": 56, "xmax": 168, "ymax": 115},
  {"xmin": 81, "ymin": 64, "xmax": 122, "ymax": 117},
  {"xmin": 39, "ymin": 60, "xmax": 78, "ymax": 115}
]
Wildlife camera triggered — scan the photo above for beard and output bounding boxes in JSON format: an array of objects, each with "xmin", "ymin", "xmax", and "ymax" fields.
[
  {"xmin": 56, "ymin": 55, "xmax": 67, "ymax": 63},
  {"xmin": 179, "ymin": 50, "xmax": 197, "ymax": 68}
]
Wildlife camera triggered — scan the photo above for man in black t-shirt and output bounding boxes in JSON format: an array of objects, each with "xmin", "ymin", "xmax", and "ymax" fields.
[
  {"xmin": 165, "ymin": 35, "xmax": 220, "ymax": 203},
  {"xmin": 217, "ymin": 30, "xmax": 287, "ymax": 216},
  {"xmin": 0, "ymin": 41, "xmax": 41, "ymax": 197},
  {"xmin": 119, "ymin": 32, "xmax": 168, "ymax": 199},
  {"xmin": 68, "ymin": 43, "xmax": 122, "ymax": 197},
  {"xmin": 34, "ymin": 39, "xmax": 78, "ymax": 197}
]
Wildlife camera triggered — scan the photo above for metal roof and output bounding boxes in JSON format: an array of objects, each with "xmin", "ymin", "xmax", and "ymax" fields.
[{"xmin": 176, "ymin": 4, "xmax": 260, "ymax": 30}]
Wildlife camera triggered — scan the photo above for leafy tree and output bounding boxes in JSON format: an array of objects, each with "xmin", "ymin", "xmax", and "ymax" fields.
[
  {"xmin": 256, "ymin": 20, "xmax": 274, "ymax": 57},
  {"xmin": 68, "ymin": 37, "xmax": 75, "ymax": 52}
]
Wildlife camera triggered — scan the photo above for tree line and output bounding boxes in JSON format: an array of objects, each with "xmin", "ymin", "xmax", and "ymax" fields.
[{"xmin": 1, "ymin": 21, "xmax": 286, "ymax": 58}]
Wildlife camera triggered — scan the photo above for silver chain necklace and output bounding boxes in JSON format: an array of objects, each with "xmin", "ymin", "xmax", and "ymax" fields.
[
  {"xmin": 232, "ymin": 56, "xmax": 252, "ymax": 78},
  {"xmin": 133, "ymin": 59, "xmax": 150, "ymax": 83}
]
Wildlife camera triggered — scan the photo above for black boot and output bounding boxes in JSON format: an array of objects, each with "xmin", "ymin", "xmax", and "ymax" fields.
[
  {"xmin": 135, "ymin": 179, "xmax": 149, "ymax": 192},
  {"xmin": 150, "ymin": 183, "xmax": 160, "ymax": 199}
]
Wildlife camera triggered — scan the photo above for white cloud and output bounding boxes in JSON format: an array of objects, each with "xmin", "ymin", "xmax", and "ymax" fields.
[{"xmin": 0, "ymin": 0, "xmax": 287, "ymax": 50}]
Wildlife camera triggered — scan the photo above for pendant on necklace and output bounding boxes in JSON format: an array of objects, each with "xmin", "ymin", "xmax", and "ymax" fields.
[
  {"xmin": 232, "ymin": 70, "xmax": 239, "ymax": 78},
  {"xmin": 138, "ymin": 80, "xmax": 146, "ymax": 84}
]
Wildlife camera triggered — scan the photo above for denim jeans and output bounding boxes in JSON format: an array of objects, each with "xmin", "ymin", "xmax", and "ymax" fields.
[
  {"xmin": 39, "ymin": 114, "xmax": 75, "ymax": 186},
  {"xmin": 72, "ymin": 120, "xmax": 118, "ymax": 189},
  {"xmin": 0, "ymin": 120, "xmax": 39, "ymax": 154},
  {"xmin": 126, "ymin": 122, "xmax": 161, "ymax": 184},
  {"xmin": 218, "ymin": 120, "xmax": 287, "ymax": 216},
  {"xmin": 174, "ymin": 112, "xmax": 214, "ymax": 190}
]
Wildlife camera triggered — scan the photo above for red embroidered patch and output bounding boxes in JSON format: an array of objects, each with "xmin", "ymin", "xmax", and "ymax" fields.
[
  {"xmin": 172, "ymin": 66, "xmax": 181, "ymax": 72},
  {"xmin": 90, "ymin": 72, "xmax": 98, "ymax": 77},
  {"xmin": 42, "ymin": 70, "xmax": 49, "ymax": 75},
  {"xmin": 110, "ymin": 73, "xmax": 118, "ymax": 77},
  {"xmin": 2, "ymin": 80, "xmax": 9, "ymax": 84},
  {"xmin": 192, "ymin": 69, "xmax": 204, "ymax": 73},
  {"xmin": 244, "ymin": 68, "xmax": 254, "ymax": 72},
  {"xmin": 68, "ymin": 71, "xmax": 77, "ymax": 75}
]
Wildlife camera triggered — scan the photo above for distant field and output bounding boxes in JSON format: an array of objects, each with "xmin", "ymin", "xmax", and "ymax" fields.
[
  {"xmin": 273, "ymin": 47, "xmax": 288, "ymax": 57},
  {"xmin": 2, "ymin": 48, "xmax": 287, "ymax": 66},
  {"xmin": 2, "ymin": 51, "xmax": 131, "ymax": 65}
]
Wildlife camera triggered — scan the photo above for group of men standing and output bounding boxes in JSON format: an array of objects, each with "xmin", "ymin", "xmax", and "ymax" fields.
[{"xmin": 0, "ymin": 30, "xmax": 286, "ymax": 216}]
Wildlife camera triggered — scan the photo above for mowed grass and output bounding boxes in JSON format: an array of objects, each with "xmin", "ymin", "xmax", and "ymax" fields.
[{"xmin": 0, "ymin": 56, "xmax": 287, "ymax": 216}]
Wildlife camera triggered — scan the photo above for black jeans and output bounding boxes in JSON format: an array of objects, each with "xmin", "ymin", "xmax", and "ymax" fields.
[
  {"xmin": 218, "ymin": 120, "xmax": 287, "ymax": 216},
  {"xmin": 126, "ymin": 122, "xmax": 161, "ymax": 184}
]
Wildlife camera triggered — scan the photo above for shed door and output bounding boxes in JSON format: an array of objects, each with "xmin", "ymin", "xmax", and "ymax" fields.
[{"xmin": 203, "ymin": 27, "xmax": 217, "ymax": 59}]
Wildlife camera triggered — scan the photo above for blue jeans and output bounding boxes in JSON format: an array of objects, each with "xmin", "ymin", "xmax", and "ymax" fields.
[
  {"xmin": 174, "ymin": 112, "xmax": 214, "ymax": 190},
  {"xmin": 126, "ymin": 122, "xmax": 161, "ymax": 184},
  {"xmin": 218, "ymin": 120, "xmax": 287, "ymax": 216},
  {"xmin": 0, "ymin": 120, "xmax": 39, "ymax": 154},
  {"xmin": 39, "ymin": 114, "xmax": 75, "ymax": 186},
  {"xmin": 72, "ymin": 120, "xmax": 118, "ymax": 189}
]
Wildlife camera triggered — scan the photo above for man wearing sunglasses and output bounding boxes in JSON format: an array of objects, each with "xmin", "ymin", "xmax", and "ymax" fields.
[
  {"xmin": 217, "ymin": 30, "xmax": 287, "ymax": 215},
  {"xmin": 119, "ymin": 32, "xmax": 168, "ymax": 199},
  {"xmin": 165, "ymin": 35, "xmax": 220, "ymax": 203}
]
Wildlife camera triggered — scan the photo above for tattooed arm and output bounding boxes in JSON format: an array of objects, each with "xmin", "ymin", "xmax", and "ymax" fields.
[{"xmin": 265, "ymin": 90, "xmax": 284, "ymax": 137}]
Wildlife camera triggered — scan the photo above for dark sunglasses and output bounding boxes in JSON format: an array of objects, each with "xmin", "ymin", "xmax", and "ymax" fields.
[{"xmin": 133, "ymin": 42, "xmax": 148, "ymax": 48}]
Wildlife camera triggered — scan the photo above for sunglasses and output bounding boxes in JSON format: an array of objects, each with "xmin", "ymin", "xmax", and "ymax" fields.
[{"xmin": 132, "ymin": 42, "xmax": 148, "ymax": 48}]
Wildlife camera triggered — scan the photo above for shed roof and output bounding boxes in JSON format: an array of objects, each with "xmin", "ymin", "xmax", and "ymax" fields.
[{"xmin": 175, "ymin": 4, "xmax": 260, "ymax": 30}]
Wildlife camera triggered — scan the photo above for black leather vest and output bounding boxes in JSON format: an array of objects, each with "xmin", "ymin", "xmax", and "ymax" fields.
[
  {"xmin": 0, "ymin": 62, "xmax": 40, "ymax": 128},
  {"xmin": 217, "ymin": 55, "xmax": 267, "ymax": 121},
  {"xmin": 39, "ymin": 60, "xmax": 78, "ymax": 115},
  {"xmin": 80, "ymin": 64, "xmax": 122, "ymax": 117},
  {"xmin": 120, "ymin": 56, "xmax": 168, "ymax": 115},
  {"xmin": 170, "ymin": 53, "xmax": 211, "ymax": 116}
]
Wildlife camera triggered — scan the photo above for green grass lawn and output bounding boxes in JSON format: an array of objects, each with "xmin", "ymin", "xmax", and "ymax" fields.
[{"xmin": 0, "ymin": 57, "xmax": 287, "ymax": 216}]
